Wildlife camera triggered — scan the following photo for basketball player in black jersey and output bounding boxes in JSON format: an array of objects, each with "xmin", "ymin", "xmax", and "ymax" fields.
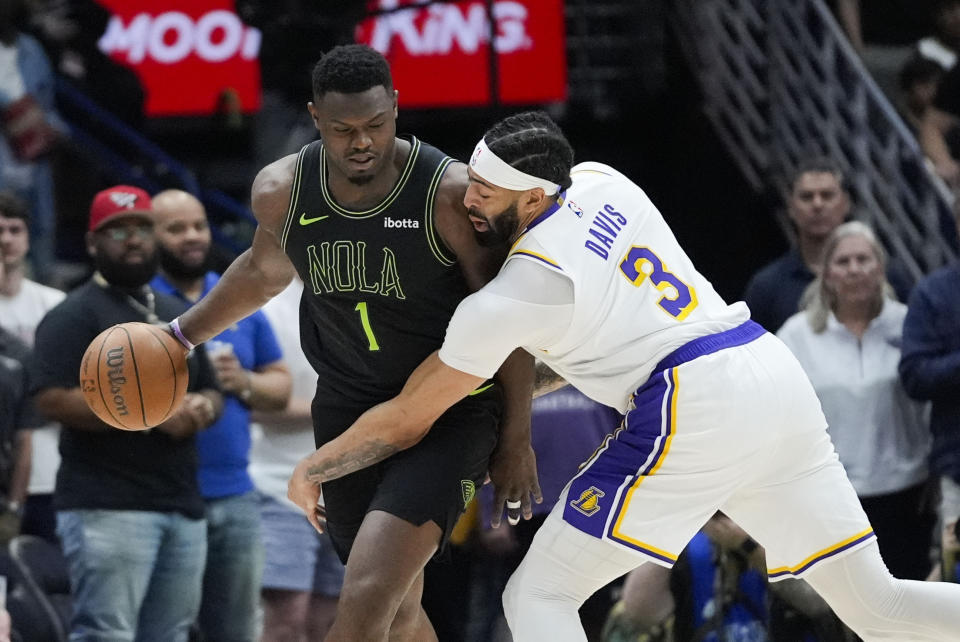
[{"xmin": 168, "ymin": 45, "xmax": 540, "ymax": 640}]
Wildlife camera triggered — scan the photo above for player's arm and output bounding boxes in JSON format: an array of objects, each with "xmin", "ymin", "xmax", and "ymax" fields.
[
  {"xmin": 289, "ymin": 352, "xmax": 485, "ymax": 531},
  {"xmin": 289, "ymin": 272, "xmax": 569, "ymax": 532},
  {"xmin": 175, "ymin": 155, "xmax": 299, "ymax": 347},
  {"xmin": 433, "ymin": 163, "xmax": 541, "ymax": 525}
]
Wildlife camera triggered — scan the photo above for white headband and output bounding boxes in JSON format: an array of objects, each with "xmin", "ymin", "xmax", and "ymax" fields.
[{"xmin": 469, "ymin": 138, "xmax": 560, "ymax": 195}]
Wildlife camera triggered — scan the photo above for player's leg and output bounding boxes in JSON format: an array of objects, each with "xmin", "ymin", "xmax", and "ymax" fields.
[
  {"xmin": 722, "ymin": 376, "xmax": 960, "ymax": 638},
  {"xmin": 503, "ymin": 347, "xmax": 769, "ymax": 641},
  {"xmin": 503, "ymin": 507, "xmax": 650, "ymax": 642},
  {"xmin": 721, "ymin": 446, "xmax": 953, "ymax": 640},
  {"xmin": 389, "ymin": 568, "xmax": 433, "ymax": 641},
  {"xmin": 803, "ymin": 541, "xmax": 960, "ymax": 640},
  {"xmin": 325, "ymin": 510, "xmax": 442, "ymax": 641},
  {"xmin": 320, "ymin": 393, "xmax": 499, "ymax": 640}
]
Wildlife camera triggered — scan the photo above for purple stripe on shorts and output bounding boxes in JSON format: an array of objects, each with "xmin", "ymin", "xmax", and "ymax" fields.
[
  {"xmin": 603, "ymin": 369, "xmax": 678, "ymax": 562},
  {"xmin": 637, "ymin": 373, "xmax": 674, "ymax": 477},
  {"xmin": 562, "ymin": 371, "xmax": 671, "ymax": 543}
]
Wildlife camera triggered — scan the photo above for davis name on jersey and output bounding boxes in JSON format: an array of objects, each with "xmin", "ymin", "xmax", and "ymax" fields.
[
  {"xmin": 584, "ymin": 203, "xmax": 628, "ymax": 260},
  {"xmin": 508, "ymin": 162, "xmax": 750, "ymax": 411}
]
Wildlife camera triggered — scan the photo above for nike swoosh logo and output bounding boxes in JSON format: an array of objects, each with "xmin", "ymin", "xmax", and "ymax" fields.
[{"xmin": 299, "ymin": 213, "xmax": 329, "ymax": 226}]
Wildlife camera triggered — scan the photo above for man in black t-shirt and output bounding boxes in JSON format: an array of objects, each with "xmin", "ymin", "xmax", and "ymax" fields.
[{"xmin": 29, "ymin": 186, "xmax": 222, "ymax": 642}]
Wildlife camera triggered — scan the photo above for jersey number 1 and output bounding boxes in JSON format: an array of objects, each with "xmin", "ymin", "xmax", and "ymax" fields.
[
  {"xmin": 619, "ymin": 246, "xmax": 698, "ymax": 320},
  {"xmin": 354, "ymin": 302, "xmax": 381, "ymax": 351}
]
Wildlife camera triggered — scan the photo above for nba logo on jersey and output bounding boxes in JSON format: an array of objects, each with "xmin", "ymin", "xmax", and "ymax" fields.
[
  {"xmin": 567, "ymin": 199, "xmax": 584, "ymax": 218},
  {"xmin": 570, "ymin": 486, "xmax": 605, "ymax": 516}
]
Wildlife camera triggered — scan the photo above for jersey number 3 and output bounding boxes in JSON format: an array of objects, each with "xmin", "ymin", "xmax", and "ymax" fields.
[{"xmin": 619, "ymin": 246, "xmax": 698, "ymax": 320}]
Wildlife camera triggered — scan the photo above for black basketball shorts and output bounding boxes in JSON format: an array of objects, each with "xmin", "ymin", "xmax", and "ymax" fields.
[{"xmin": 315, "ymin": 386, "xmax": 503, "ymax": 564}]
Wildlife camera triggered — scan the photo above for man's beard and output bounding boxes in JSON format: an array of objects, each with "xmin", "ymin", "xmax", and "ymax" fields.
[
  {"xmin": 95, "ymin": 250, "xmax": 160, "ymax": 289},
  {"xmin": 347, "ymin": 174, "xmax": 375, "ymax": 186},
  {"xmin": 472, "ymin": 202, "xmax": 519, "ymax": 248},
  {"xmin": 158, "ymin": 244, "xmax": 211, "ymax": 281}
]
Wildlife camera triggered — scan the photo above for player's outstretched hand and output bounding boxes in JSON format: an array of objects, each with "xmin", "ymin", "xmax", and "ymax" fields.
[
  {"xmin": 288, "ymin": 457, "xmax": 325, "ymax": 534},
  {"xmin": 488, "ymin": 442, "xmax": 542, "ymax": 528}
]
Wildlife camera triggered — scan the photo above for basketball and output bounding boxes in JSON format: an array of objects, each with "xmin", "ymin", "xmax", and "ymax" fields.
[{"xmin": 79, "ymin": 322, "xmax": 189, "ymax": 431}]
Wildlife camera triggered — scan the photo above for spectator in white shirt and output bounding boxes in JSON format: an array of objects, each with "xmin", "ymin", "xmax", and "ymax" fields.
[
  {"xmin": 778, "ymin": 221, "xmax": 934, "ymax": 580},
  {"xmin": 0, "ymin": 190, "xmax": 63, "ymax": 540}
]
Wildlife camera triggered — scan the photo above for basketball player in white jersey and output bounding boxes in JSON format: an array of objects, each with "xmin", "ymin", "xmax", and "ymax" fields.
[{"xmin": 288, "ymin": 112, "xmax": 960, "ymax": 641}]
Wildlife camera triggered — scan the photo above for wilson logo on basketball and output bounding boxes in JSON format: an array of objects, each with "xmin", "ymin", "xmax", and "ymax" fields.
[
  {"xmin": 81, "ymin": 322, "xmax": 189, "ymax": 431},
  {"xmin": 106, "ymin": 346, "xmax": 130, "ymax": 417}
]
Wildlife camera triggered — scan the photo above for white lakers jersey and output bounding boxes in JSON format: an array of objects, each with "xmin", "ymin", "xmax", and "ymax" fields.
[{"xmin": 440, "ymin": 162, "xmax": 749, "ymax": 412}]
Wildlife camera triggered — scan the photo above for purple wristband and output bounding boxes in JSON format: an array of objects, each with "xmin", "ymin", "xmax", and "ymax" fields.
[{"xmin": 169, "ymin": 317, "xmax": 196, "ymax": 351}]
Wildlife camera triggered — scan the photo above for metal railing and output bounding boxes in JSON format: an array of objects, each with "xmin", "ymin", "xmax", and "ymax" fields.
[
  {"xmin": 56, "ymin": 79, "xmax": 256, "ymax": 255},
  {"xmin": 673, "ymin": 0, "xmax": 957, "ymax": 279}
]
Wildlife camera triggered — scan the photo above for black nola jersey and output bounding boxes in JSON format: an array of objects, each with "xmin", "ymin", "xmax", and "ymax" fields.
[{"xmin": 280, "ymin": 136, "xmax": 471, "ymax": 406}]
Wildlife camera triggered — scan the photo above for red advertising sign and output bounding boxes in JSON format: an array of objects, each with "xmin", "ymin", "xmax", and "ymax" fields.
[
  {"xmin": 355, "ymin": 0, "xmax": 567, "ymax": 107},
  {"xmin": 95, "ymin": 0, "xmax": 261, "ymax": 117}
]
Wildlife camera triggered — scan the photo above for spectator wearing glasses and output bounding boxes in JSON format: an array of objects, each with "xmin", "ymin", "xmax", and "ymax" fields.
[{"xmin": 28, "ymin": 185, "xmax": 223, "ymax": 641}]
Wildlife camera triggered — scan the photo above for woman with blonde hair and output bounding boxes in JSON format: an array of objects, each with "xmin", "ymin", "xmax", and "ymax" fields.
[{"xmin": 778, "ymin": 221, "xmax": 934, "ymax": 580}]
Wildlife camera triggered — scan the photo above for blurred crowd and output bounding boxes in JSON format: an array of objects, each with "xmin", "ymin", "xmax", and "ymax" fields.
[{"xmin": 0, "ymin": 0, "xmax": 959, "ymax": 641}]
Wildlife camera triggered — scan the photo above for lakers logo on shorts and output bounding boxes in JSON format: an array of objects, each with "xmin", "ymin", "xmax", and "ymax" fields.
[
  {"xmin": 461, "ymin": 480, "xmax": 476, "ymax": 508},
  {"xmin": 570, "ymin": 486, "xmax": 605, "ymax": 516}
]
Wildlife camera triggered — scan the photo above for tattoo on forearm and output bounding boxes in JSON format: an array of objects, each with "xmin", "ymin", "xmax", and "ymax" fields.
[{"xmin": 306, "ymin": 441, "xmax": 399, "ymax": 483}]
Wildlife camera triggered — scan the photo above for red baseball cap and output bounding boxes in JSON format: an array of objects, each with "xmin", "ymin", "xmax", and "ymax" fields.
[{"xmin": 88, "ymin": 185, "xmax": 153, "ymax": 232}]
